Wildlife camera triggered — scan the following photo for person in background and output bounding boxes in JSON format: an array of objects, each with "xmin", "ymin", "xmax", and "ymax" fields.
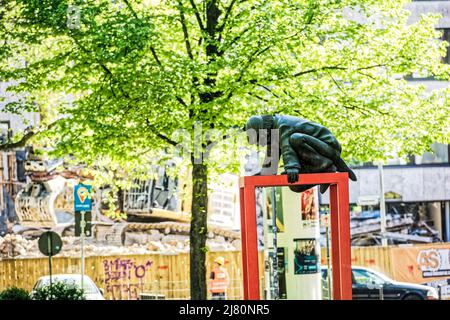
[{"xmin": 209, "ymin": 256, "xmax": 230, "ymax": 300}]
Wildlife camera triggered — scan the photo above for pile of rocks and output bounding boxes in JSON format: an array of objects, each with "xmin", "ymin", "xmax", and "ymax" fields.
[
  {"xmin": 1, "ymin": 232, "xmax": 241, "ymax": 259},
  {"xmin": 0, "ymin": 234, "xmax": 37, "ymax": 258}
]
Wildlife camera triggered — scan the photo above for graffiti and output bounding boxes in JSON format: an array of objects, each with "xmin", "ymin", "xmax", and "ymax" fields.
[
  {"xmin": 103, "ymin": 258, "xmax": 154, "ymax": 300},
  {"xmin": 103, "ymin": 258, "xmax": 153, "ymax": 283},
  {"xmin": 105, "ymin": 283, "xmax": 144, "ymax": 300}
]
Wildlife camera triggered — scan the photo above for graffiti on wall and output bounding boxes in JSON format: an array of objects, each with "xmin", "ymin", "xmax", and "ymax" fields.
[{"xmin": 103, "ymin": 258, "xmax": 154, "ymax": 300}]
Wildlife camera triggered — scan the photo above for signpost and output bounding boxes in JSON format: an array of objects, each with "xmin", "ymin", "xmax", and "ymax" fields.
[
  {"xmin": 321, "ymin": 213, "xmax": 332, "ymax": 300},
  {"xmin": 377, "ymin": 162, "xmax": 388, "ymax": 246},
  {"xmin": 74, "ymin": 184, "xmax": 92, "ymax": 290},
  {"xmin": 38, "ymin": 231, "xmax": 63, "ymax": 296}
]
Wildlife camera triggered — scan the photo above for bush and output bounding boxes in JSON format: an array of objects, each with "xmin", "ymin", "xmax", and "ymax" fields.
[
  {"xmin": 31, "ymin": 281, "xmax": 85, "ymax": 300},
  {"xmin": 0, "ymin": 287, "xmax": 31, "ymax": 300}
]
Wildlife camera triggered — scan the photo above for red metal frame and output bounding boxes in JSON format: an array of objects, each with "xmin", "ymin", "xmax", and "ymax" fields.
[{"xmin": 239, "ymin": 172, "xmax": 352, "ymax": 300}]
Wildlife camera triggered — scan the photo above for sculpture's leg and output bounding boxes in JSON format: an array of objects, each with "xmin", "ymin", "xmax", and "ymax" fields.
[
  {"xmin": 289, "ymin": 133, "xmax": 338, "ymax": 161},
  {"xmin": 289, "ymin": 133, "xmax": 356, "ymax": 181}
]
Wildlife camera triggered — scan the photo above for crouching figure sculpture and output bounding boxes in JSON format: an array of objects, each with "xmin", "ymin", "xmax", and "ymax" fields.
[{"xmin": 245, "ymin": 114, "xmax": 357, "ymax": 193}]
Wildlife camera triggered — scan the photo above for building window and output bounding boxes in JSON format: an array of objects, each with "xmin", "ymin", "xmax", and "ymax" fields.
[
  {"xmin": 414, "ymin": 143, "xmax": 449, "ymax": 164},
  {"xmin": 209, "ymin": 191, "xmax": 236, "ymax": 218}
]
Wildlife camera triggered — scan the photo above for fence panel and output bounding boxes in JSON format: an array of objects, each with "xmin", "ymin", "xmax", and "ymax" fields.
[
  {"xmin": 0, "ymin": 251, "xmax": 256, "ymax": 300},
  {"xmin": 2, "ymin": 244, "xmax": 444, "ymax": 299}
]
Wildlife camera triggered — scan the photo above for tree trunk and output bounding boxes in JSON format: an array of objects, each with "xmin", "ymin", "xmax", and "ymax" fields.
[
  {"xmin": 189, "ymin": 160, "xmax": 209, "ymax": 300},
  {"xmin": 189, "ymin": 0, "xmax": 220, "ymax": 301}
]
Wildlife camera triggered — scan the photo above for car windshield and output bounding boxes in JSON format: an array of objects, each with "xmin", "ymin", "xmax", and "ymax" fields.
[
  {"xmin": 321, "ymin": 267, "xmax": 392, "ymax": 285},
  {"xmin": 352, "ymin": 269, "xmax": 386, "ymax": 286},
  {"xmin": 35, "ymin": 277, "xmax": 99, "ymax": 294}
]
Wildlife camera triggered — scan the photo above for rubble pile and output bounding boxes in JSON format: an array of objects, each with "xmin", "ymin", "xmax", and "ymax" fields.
[
  {"xmin": 123, "ymin": 228, "xmax": 240, "ymax": 253},
  {"xmin": 0, "ymin": 230, "xmax": 241, "ymax": 259},
  {"xmin": 0, "ymin": 234, "xmax": 37, "ymax": 258}
]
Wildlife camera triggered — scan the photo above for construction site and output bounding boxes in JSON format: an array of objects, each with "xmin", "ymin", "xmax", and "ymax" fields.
[
  {"xmin": 0, "ymin": 150, "xmax": 242, "ymax": 261},
  {"xmin": 1, "ymin": 148, "xmax": 450, "ymax": 300}
]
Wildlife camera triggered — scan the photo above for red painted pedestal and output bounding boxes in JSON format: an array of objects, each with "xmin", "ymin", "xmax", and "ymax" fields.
[{"xmin": 239, "ymin": 172, "xmax": 352, "ymax": 300}]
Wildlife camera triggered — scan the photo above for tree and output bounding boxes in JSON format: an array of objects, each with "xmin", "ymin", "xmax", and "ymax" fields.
[
  {"xmin": 1, "ymin": 0, "xmax": 450, "ymax": 299},
  {"xmin": 0, "ymin": 286, "xmax": 30, "ymax": 300}
]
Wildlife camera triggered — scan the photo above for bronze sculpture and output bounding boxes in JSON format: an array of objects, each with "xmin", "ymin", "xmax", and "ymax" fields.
[{"xmin": 245, "ymin": 114, "xmax": 357, "ymax": 193}]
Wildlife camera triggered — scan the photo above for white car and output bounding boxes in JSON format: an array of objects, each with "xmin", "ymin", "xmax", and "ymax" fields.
[{"xmin": 31, "ymin": 274, "xmax": 105, "ymax": 300}]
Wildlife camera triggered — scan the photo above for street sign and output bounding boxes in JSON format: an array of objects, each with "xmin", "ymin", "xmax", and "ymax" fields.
[
  {"xmin": 73, "ymin": 184, "xmax": 93, "ymax": 289},
  {"xmin": 75, "ymin": 210, "xmax": 92, "ymax": 237},
  {"xmin": 357, "ymin": 195, "xmax": 379, "ymax": 206},
  {"xmin": 74, "ymin": 184, "xmax": 92, "ymax": 212},
  {"xmin": 38, "ymin": 231, "xmax": 62, "ymax": 256}
]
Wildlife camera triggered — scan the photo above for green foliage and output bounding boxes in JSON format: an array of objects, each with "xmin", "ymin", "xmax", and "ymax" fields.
[
  {"xmin": 1, "ymin": 0, "xmax": 449, "ymax": 167},
  {"xmin": 0, "ymin": 287, "xmax": 31, "ymax": 300},
  {"xmin": 31, "ymin": 281, "xmax": 85, "ymax": 300},
  {"xmin": 2, "ymin": 0, "xmax": 450, "ymax": 298}
]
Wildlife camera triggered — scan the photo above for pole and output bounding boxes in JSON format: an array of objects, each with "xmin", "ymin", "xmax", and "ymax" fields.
[
  {"xmin": 326, "ymin": 222, "xmax": 332, "ymax": 300},
  {"xmin": 48, "ymin": 232, "xmax": 53, "ymax": 299},
  {"xmin": 379, "ymin": 284, "xmax": 384, "ymax": 300},
  {"xmin": 271, "ymin": 187, "xmax": 279, "ymax": 300},
  {"xmin": 445, "ymin": 202, "xmax": 450, "ymax": 242},
  {"xmin": 378, "ymin": 162, "xmax": 388, "ymax": 246},
  {"xmin": 80, "ymin": 211, "xmax": 85, "ymax": 290},
  {"xmin": 262, "ymin": 188, "xmax": 271, "ymax": 300}
]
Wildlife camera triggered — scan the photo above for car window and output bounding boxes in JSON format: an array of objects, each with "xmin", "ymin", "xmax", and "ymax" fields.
[
  {"xmin": 33, "ymin": 279, "xmax": 43, "ymax": 290},
  {"xmin": 37, "ymin": 277, "xmax": 99, "ymax": 294},
  {"xmin": 352, "ymin": 269, "xmax": 385, "ymax": 286}
]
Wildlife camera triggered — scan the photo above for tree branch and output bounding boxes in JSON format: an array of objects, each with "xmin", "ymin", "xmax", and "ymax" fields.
[
  {"xmin": 217, "ymin": 0, "xmax": 238, "ymax": 34},
  {"xmin": 122, "ymin": 0, "xmax": 139, "ymax": 20},
  {"xmin": 150, "ymin": 47, "xmax": 162, "ymax": 66},
  {"xmin": 257, "ymin": 84, "xmax": 279, "ymax": 98},
  {"xmin": 0, "ymin": 129, "xmax": 35, "ymax": 151},
  {"xmin": 178, "ymin": 1, "xmax": 194, "ymax": 60},
  {"xmin": 246, "ymin": 92, "xmax": 269, "ymax": 102},
  {"xmin": 122, "ymin": 0, "xmax": 164, "ymax": 68},
  {"xmin": 218, "ymin": 25, "xmax": 251, "ymax": 56},
  {"xmin": 291, "ymin": 65, "xmax": 346, "ymax": 78},
  {"xmin": 145, "ymin": 119, "xmax": 178, "ymax": 146},
  {"xmin": 0, "ymin": 121, "xmax": 60, "ymax": 151},
  {"xmin": 188, "ymin": 0, "xmax": 205, "ymax": 31}
]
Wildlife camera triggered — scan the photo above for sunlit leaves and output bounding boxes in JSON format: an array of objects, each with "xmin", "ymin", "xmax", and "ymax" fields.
[{"xmin": 1, "ymin": 0, "xmax": 450, "ymax": 174}]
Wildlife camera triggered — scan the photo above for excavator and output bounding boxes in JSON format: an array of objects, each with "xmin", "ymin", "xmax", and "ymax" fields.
[{"xmin": 10, "ymin": 151, "xmax": 239, "ymax": 245}]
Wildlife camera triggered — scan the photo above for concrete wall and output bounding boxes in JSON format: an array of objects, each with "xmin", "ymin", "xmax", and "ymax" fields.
[{"xmin": 320, "ymin": 166, "xmax": 450, "ymax": 204}]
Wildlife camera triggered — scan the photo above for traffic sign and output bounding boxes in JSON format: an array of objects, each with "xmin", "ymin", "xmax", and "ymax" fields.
[
  {"xmin": 357, "ymin": 195, "xmax": 379, "ymax": 206},
  {"xmin": 75, "ymin": 211, "xmax": 92, "ymax": 237},
  {"xmin": 74, "ymin": 184, "xmax": 92, "ymax": 212},
  {"xmin": 38, "ymin": 231, "xmax": 62, "ymax": 257}
]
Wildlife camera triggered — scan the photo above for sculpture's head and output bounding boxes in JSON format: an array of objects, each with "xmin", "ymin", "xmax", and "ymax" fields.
[{"xmin": 245, "ymin": 115, "xmax": 272, "ymax": 146}]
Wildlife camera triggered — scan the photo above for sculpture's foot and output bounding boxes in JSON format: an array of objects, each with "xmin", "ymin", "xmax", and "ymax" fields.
[{"xmin": 320, "ymin": 184, "xmax": 330, "ymax": 194}]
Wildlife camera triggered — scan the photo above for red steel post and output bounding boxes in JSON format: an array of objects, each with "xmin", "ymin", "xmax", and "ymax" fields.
[
  {"xmin": 243, "ymin": 184, "xmax": 260, "ymax": 300},
  {"xmin": 239, "ymin": 185, "xmax": 249, "ymax": 299},
  {"xmin": 239, "ymin": 173, "xmax": 352, "ymax": 300}
]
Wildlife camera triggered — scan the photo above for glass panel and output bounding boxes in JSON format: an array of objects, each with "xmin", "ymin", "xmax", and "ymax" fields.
[
  {"xmin": 352, "ymin": 269, "xmax": 385, "ymax": 286},
  {"xmin": 415, "ymin": 143, "xmax": 449, "ymax": 164}
]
